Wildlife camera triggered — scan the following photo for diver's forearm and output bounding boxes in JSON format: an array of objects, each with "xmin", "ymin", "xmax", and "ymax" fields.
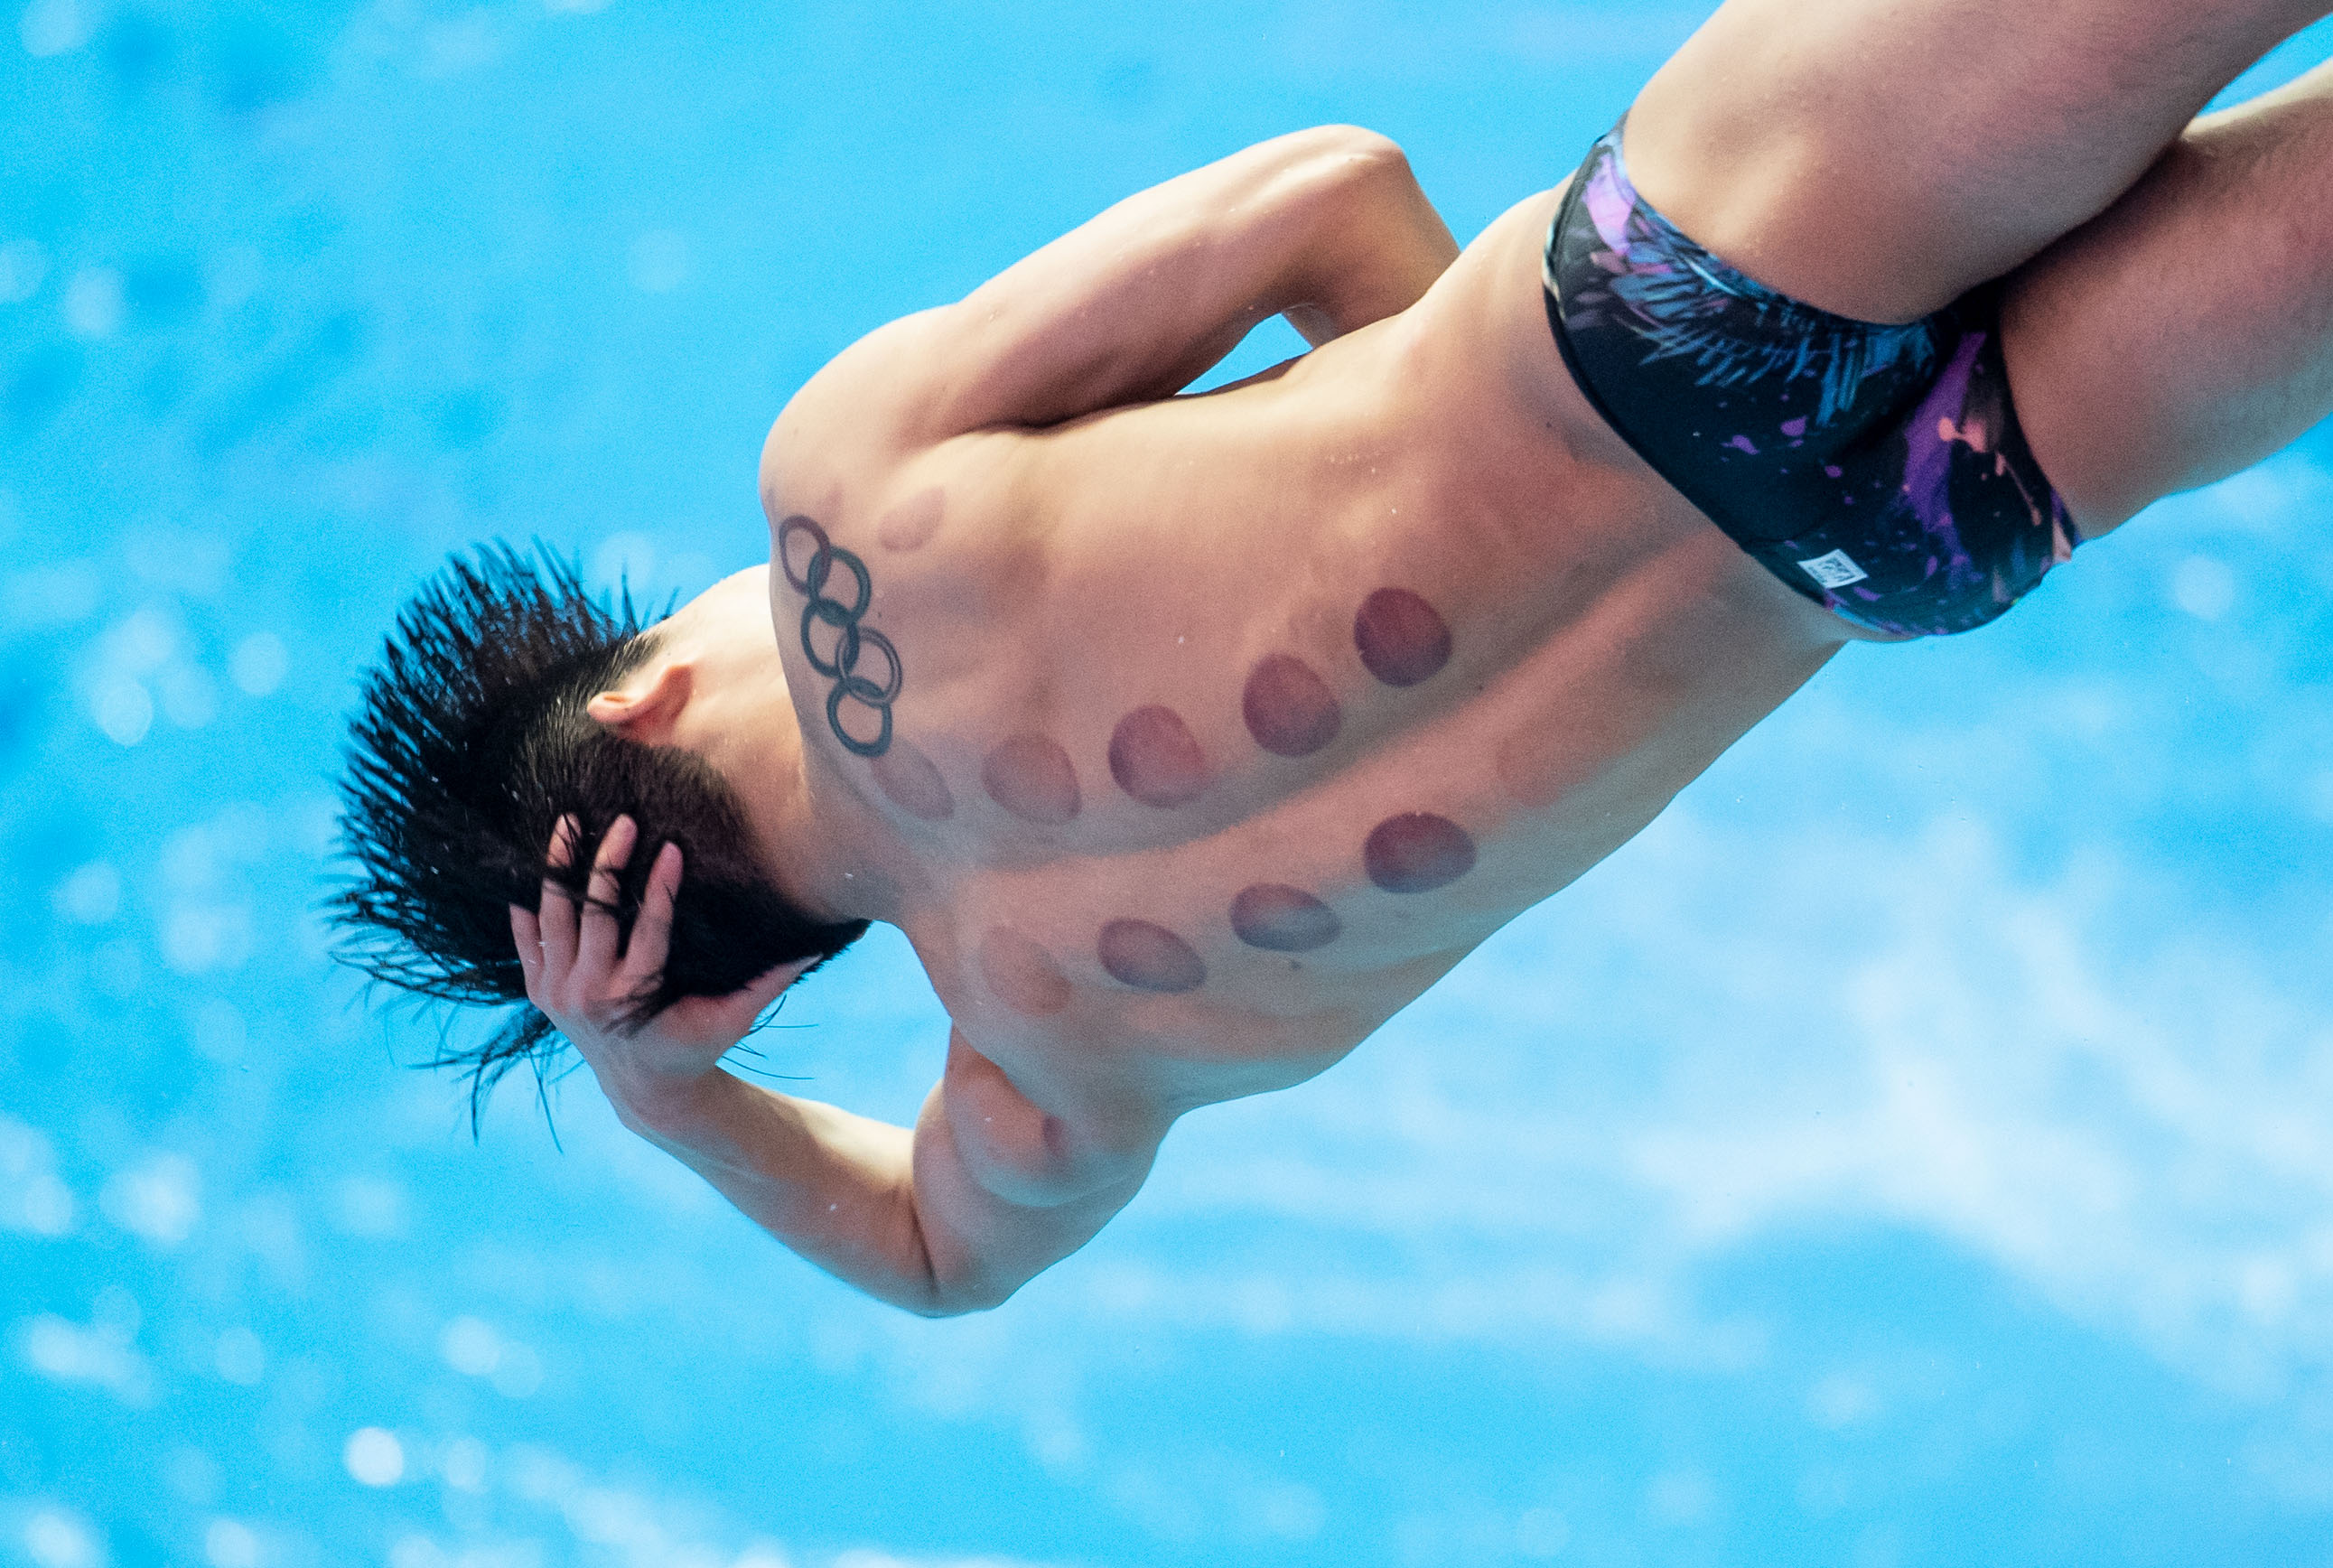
[
  {"xmin": 614, "ymin": 1069, "xmax": 957, "ymax": 1314},
  {"xmin": 611, "ymin": 1069, "xmax": 1134, "ymax": 1316}
]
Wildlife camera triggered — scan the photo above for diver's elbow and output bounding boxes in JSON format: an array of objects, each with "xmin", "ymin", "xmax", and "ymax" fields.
[{"xmin": 901, "ymin": 1272, "xmax": 1020, "ymax": 1319}]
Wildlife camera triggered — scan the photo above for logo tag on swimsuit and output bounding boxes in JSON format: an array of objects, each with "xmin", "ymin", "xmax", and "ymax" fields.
[{"xmin": 1797, "ymin": 549, "xmax": 1869, "ymax": 590}]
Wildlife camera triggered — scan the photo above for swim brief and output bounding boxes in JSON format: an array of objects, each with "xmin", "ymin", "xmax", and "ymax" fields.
[{"xmin": 1543, "ymin": 126, "xmax": 2079, "ymax": 638}]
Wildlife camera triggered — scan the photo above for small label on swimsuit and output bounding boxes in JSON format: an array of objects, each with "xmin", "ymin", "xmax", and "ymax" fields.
[{"xmin": 1797, "ymin": 550, "xmax": 1869, "ymax": 590}]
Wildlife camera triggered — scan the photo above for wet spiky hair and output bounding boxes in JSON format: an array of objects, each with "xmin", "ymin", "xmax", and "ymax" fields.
[{"xmin": 333, "ymin": 544, "xmax": 867, "ymax": 1122}]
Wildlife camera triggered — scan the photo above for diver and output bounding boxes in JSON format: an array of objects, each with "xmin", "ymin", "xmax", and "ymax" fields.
[{"xmin": 337, "ymin": 0, "xmax": 2333, "ymax": 1312}]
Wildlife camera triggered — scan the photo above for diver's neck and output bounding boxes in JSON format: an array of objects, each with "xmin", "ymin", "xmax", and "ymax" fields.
[{"xmin": 729, "ymin": 715, "xmax": 900, "ymax": 929}]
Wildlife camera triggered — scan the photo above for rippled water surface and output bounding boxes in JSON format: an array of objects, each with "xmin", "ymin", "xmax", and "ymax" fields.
[{"xmin": 9, "ymin": 5, "xmax": 2333, "ymax": 1565}]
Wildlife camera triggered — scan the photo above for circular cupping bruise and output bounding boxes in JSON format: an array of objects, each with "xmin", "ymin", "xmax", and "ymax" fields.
[
  {"xmin": 978, "ymin": 928, "xmax": 1072, "ymax": 1017},
  {"xmin": 1363, "ymin": 812, "xmax": 1477, "ymax": 894},
  {"xmin": 982, "ymin": 733, "xmax": 1081, "ymax": 824},
  {"xmin": 1242, "ymin": 654, "xmax": 1342, "ymax": 758},
  {"xmin": 1107, "ymin": 705, "xmax": 1210, "ymax": 808},
  {"xmin": 1097, "ymin": 919, "xmax": 1208, "ymax": 994},
  {"xmin": 1354, "ymin": 587, "xmax": 1452, "ymax": 687},
  {"xmin": 1229, "ymin": 883, "xmax": 1342, "ymax": 952},
  {"xmin": 869, "ymin": 737, "xmax": 955, "ymax": 821},
  {"xmin": 876, "ymin": 487, "xmax": 946, "ymax": 552}
]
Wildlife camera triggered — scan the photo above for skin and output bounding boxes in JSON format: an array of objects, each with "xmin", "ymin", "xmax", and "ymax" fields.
[{"xmin": 514, "ymin": 0, "xmax": 2333, "ymax": 1316}]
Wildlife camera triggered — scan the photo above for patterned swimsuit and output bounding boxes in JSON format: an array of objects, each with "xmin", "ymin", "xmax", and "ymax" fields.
[{"xmin": 1543, "ymin": 126, "xmax": 2079, "ymax": 638}]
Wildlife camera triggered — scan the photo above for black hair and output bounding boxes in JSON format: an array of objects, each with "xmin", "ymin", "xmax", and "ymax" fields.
[{"xmin": 332, "ymin": 543, "xmax": 868, "ymax": 1123}]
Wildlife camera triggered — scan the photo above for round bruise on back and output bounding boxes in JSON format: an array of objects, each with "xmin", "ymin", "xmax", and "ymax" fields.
[
  {"xmin": 977, "ymin": 928, "xmax": 1073, "ymax": 1018},
  {"xmin": 876, "ymin": 487, "xmax": 947, "ymax": 552},
  {"xmin": 1363, "ymin": 812, "xmax": 1477, "ymax": 894},
  {"xmin": 869, "ymin": 736, "xmax": 955, "ymax": 821},
  {"xmin": 1097, "ymin": 919, "xmax": 1208, "ymax": 994},
  {"xmin": 982, "ymin": 733, "xmax": 1081, "ymax": 825},
  {"xmin": 1229, "ymin": 883, "xmax": 1342, "ymax": 952},
  {"xmin": 1107, "ymin": 705, "xmax": 1210, "ymax": 808},
  {"xmin": 1353, "ymin": 587, "xmax": 1453, "ymax": 687},
  {"xmin": 1241, "ymin": 654, "xmax": 1342, "ymax": 758}
]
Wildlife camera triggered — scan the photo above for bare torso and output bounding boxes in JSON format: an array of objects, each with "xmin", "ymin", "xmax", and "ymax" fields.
[{"xmin": 757, "ymin": 184, "xmax": 1852, "ymax": 1160}]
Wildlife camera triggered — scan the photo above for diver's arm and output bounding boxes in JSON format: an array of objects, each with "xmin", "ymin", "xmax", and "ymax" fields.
[
  {"xmin": 511, "ymin": 815, "xmax": 1151, "ymax": 1314},
  {"xmin": 898, "ymin": 125, "xmax": 1457, "ymax": 430},
  {"xmin": 605, "ymin": 1062, "xmax": 1151, "ymax": 1316}
]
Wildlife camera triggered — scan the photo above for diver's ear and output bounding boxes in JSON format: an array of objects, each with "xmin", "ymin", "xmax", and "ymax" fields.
[{"xmin": 586, "ymin": 660, "xmax": 693, "ymax": 745}]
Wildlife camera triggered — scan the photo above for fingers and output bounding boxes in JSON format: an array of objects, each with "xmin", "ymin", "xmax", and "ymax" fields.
[
  {"xmin": 526, "ymin": 817, "xmax": 806, "ymax": 1051},
  {"xmin": 537, "ymin": 815, "xmax": 581, "ymax": 983},
  {"xmin": 575, "ymin": 815, "xmax": 638, "ymax": 977},
  {"xmin": 618, "ymin": 841, "xmax": 682, "ymax": 995}
]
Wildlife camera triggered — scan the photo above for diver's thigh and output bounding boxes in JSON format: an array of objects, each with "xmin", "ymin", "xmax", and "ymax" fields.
[
  {"xmin": 2002, "ymin": 62, "xmax": 2333, "ymax": 537},
  {"xmin": 1622, "ymin": 0, "xmax": 2328, "ymax": 323}
]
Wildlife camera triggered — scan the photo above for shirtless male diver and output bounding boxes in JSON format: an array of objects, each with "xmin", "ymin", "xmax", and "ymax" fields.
[{"xmin": 338, "ymin": 0, "xmax": 2333, "ymax": 1314}]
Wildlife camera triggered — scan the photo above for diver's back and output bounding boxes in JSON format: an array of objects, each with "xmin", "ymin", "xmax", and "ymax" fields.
[{"xmin": 762, "ymin": 191, "xmax": 1851, "ymax": 1107}]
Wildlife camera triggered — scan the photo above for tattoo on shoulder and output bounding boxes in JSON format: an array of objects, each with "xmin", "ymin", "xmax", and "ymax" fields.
[{"xmin": 777, "ymin": 515, "xmax": 901, "ymax": 759}]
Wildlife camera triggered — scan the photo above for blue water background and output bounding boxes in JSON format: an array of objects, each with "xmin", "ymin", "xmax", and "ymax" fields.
[{"xmin": 8, "ymin": 4, "xmax": 2333, "ymax": 1564}]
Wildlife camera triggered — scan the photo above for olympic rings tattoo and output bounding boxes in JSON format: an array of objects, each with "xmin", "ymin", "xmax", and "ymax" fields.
[{"xmin": 776, "ymin": 515, "xmax": 901, "ymax": 758}]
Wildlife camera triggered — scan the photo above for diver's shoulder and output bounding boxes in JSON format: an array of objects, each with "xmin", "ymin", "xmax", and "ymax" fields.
[{"xmin": 760, "ymin": 310, "xmax": 963, "ymax": 500}]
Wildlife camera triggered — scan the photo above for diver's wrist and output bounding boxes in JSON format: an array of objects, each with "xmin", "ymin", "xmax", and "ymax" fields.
[{"xmin": 597, "ymin": 1057, "xmax": 733, "ymax": 1142}]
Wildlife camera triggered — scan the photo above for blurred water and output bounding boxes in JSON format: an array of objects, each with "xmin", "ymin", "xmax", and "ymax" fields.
[{"xmin": 7, "ymin": 4, "xmax": 2333, "ymax": 1565}]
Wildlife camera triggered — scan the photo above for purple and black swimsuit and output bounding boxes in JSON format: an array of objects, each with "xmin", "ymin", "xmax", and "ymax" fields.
[{"xmin": 1544, "ymin": 126, "xmax": 2079, "ymax": 639}]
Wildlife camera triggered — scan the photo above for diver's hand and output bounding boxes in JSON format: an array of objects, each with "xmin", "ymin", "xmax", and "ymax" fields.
[{"xmin": 510, "ymin": 815, "xmax": 804, "ymax": 1121}]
